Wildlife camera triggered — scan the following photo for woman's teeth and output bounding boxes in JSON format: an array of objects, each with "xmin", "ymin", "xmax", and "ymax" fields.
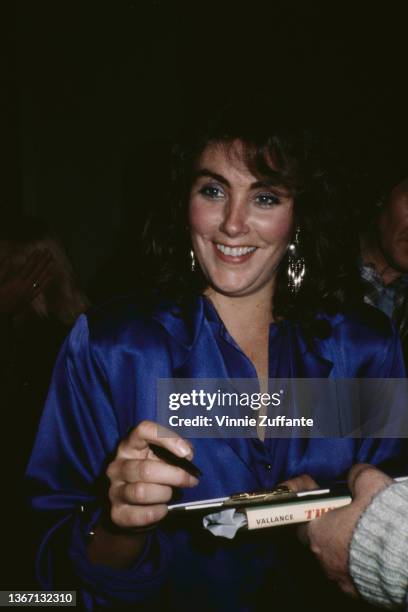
[{"xmin": 216, "ymin": 244, "xmax": 257, "ymax": 256}]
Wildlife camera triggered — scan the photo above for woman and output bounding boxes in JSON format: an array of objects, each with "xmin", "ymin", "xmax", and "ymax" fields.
[
  {"xmin": 0, "ymin": 215, "xmax": 89, "ymax": 588},
  {"xmin": 0, "ymin": 215, "xmax": 89, "ymax": 447},
  {"xmin": 26, "ymin": 116, "xmax": 407, "ymax": 611}
]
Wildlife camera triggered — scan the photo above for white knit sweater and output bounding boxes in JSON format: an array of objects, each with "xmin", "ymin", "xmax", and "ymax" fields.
[{"xmin": 349, "ymin": 480, "xmax": 408, "ymax": 609}]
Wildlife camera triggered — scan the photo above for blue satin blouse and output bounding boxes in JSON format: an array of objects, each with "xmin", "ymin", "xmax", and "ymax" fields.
[{"xmin": 26, "ymin": 296, "xmax": 408, "ymax": 611}]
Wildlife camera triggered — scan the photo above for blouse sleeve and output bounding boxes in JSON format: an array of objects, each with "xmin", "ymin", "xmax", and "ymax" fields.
[{"xmin": 26, "ymin": 315, "xmax": 173, "ymax": 609}]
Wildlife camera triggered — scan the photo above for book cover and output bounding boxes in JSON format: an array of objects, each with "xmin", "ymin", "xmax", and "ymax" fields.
[{"xmin": 244, "ymin": 495, "xmax": 351, "ymax": 530}]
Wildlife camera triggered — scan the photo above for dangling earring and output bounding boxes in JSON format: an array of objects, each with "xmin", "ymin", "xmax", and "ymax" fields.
[
  {"xmin": 190, "ymin": 249, "xmax": 196, "ymax": 272},
  {"xmin": 287, "ymin": 227, "xmax": 305, "ymax": 293}
]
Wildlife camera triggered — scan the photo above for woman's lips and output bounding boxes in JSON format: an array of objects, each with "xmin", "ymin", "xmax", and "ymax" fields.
[{"xmin": 212, "ymin": 242, "xmax": 257, "ymax": 264}]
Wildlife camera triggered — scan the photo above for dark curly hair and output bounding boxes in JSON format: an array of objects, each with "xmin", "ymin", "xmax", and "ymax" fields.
[{"xmin": 142, "ymin": 107, "xmax": 359, "ymax": 333}]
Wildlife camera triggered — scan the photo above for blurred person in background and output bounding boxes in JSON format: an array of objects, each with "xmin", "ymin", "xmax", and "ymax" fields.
[
  {"xmin": 298, "ymin": 130, "xmax": 408, "ymax": 609},
  {"xmin": 353, "ymin": 132, "xmax": 408, "ymax": 365},
  {"xmin": 0, "ymin": 214, "xmax": 89, "ymax": 588}
]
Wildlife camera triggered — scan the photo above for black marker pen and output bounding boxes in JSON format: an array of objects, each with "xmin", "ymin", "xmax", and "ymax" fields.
[{"xmin": 149, "ymin": 443, "xmax": 202, "ymax": 479}]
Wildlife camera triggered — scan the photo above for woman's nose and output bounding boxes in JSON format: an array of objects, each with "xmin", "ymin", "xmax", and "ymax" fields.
[{"xmin": 219, "ymin": 200, "xmax": 250, "ymax": 237}]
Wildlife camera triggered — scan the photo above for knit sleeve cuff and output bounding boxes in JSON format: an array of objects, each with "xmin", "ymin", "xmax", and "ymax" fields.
[{"xmin": 349, "ymin": 481, "xmax": 408, "ymax": 608}]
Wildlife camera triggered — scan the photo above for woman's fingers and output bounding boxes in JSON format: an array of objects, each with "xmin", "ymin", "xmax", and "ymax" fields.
[
  {"xmin": 280, "ymin": 474, "xmax": 319, "ymax": 492},
  {"xmin": 118, "ymin": 458, "xmax": 198, "ymax": 488},
  {"xmin": 111, "ymin": 502, "xmax": 169, "ymax": 529},
  {"xmin": 107, "ymin": 421, "xmax": 198, "ymax": 529},
  {"xmin": 118, "ymin": 482, "xmax": 173, "ymax": 505},
  {"xmin": 118, "ymin": 420, "xmax": 193, "ymax": 461}
]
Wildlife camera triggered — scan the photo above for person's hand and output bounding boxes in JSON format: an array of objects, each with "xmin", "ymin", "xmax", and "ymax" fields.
[
  {"xmin": 106, "ymin": 420, "xmax": 199, "ymax": 530},
  {"xmin": 0, "ymin": 249, "xmax": 54, "ymax": 316},
  {"xmin": 279, "ymin": 473, "xmax": 319, "ymax": 492},
  {"xmin": 297, "ymin": 464, "xmax": 393, "ymax": 597}
]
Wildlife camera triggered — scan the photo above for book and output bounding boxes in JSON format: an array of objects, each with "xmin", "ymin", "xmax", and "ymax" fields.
[
  {"xmin": 168, "ymin": 485, "xmax": 350, "ymax": 513},
  {"xmin": 244, "ymin": 494, "xmax": 350, "ymax": 529},
  {"xmin": 168, "ymin": 476, "xmax": 408, "ymax": 532},
  {"xmin": 244, "ymin": 475, "xmax": 408, "ymax": 530}
]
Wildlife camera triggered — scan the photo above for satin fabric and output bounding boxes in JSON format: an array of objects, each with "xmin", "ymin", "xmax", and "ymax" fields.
[{"xmin": 26, "ymin": 296, "xmax": 408, "ymax": 610}]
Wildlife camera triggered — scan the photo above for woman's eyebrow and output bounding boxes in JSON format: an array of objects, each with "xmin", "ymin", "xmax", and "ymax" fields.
[
  {"xmin": 250, "ymin": 179, "xmax": 290, "ymax": 194},
  {"xmin": 193, "ymin": 170, "xmax": 290, "ymax": 195},
  {"xmin": 193, "ymin": 169, "xmax": 230, "ymax": 187},
  {"xmin": 250, "ymin": 179, "xmax": 276, "ymax": 189}
]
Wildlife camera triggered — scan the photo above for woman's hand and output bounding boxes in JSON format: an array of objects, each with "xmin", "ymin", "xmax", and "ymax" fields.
[
  {"xmin": 279, "ymin": 473, "xmax": 319, "ymax": 492},
  {"xmin": 106, "ymin": 420, "xmax": 199, "ymax": 530},
  {"xmin": 88, "ymin": 421, "xmax": 199, "ymax": 568}
]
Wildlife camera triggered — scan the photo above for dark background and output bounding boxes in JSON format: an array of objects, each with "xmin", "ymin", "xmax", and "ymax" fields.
[
  {"xmin": 1, "ymin": 0, "xmax": 407, "ymax": 299},
  {"xmin": 0, "ymin": 0, "xmax": 407, "ymax": 596}
]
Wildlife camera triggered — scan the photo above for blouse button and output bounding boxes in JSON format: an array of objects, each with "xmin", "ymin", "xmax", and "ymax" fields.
[{"xmin": 265, "ymin": 464, "xmax": 272, "ymax": 471}]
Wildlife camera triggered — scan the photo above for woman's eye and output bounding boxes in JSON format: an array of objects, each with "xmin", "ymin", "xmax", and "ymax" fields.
[
  {"xmin": 198, "ymin": 185, "xmax": 225, "ymax": 199},
  {"xmin": 255, "ymin": 193, "xmax": 281, "ymax": 207}
]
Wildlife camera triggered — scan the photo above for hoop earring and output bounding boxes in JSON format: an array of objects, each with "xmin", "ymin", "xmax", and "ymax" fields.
[
  {"xmin": 190, "ymin": 249, "xmax": 196, "ymax": 272},
  {"xmin": 287, "ymin": 227, "xmax": 306, "ymax": 293}
]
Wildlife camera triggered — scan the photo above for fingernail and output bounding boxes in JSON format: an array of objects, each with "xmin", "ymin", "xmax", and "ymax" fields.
[
  {"xmin": 177, "ymin": 441, "xmax": 191, "ymax": 456},
  {"xmin": 189, "ymin": 476, "xmax": 199, "ymax": 486}
]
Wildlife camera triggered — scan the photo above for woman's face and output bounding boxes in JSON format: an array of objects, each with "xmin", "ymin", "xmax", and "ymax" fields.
[{"xmin": 189, "ymin": 140, "xmax": 294, "ymax": 299}]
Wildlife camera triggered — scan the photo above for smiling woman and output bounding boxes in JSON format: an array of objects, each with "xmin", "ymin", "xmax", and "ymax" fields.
[
  {"xmin": 144, "ymin": 111, "xmax": 358, "ymax": 331},
  {"xmin": 26, "ymin": 108, "xmax": 408, "ymax": 612},
  {"xmin": 189, "ymin": 140, "xmax": 294, "ymax": 299}
]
